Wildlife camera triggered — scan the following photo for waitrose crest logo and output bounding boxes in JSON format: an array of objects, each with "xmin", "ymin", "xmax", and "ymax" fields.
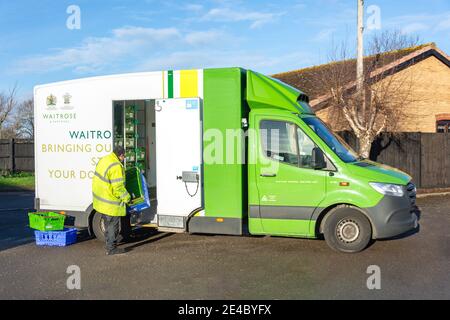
[{"xmin": 43, "ymin": 93, "xmax": 77, "ymax": 123}]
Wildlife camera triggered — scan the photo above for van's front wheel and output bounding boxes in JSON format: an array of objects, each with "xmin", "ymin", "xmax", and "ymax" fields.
[{"xmin": 323, "ymin": 206, "xmax": 372, "ymax": 253}]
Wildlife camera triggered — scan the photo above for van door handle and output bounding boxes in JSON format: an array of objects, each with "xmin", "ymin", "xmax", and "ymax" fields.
[{"xmin": 260, "ymin": 173, "xmax": 276, "ymax": 177}]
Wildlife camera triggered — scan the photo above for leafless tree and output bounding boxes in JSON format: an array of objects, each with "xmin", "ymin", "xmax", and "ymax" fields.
[
  {"xmin": 316, "ymin": 31, "xmax": 420, "ymax": 158},
  {"xmin": 0, "ymin": 85, "xmax": 18, "ymax": 139},
  {"xmin": 15, "ymin": 98, "xmax": 34, "ymax": 138}
]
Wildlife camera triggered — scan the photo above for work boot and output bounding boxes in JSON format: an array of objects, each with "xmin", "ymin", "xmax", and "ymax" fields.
[{"xmin": 106, "ymin": 247, "xmax": 127, "ymax": 256}]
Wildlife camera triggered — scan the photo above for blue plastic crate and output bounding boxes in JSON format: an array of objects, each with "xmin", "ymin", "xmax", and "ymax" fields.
[
  {"xmin": 128, "ymin": 173, "xmax": 151, "ymax": 213},
  {"xmin": 34, "ymin": 228, "xmax": 77, "ymax": 247}
]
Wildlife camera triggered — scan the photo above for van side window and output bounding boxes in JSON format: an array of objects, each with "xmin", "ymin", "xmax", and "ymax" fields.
[
  {"xmin": 297, "ymin": 127, "xmax": 315, "ymax": 168},
  {"xmin": 260, "ymin": 120, "xmax": 299, "ymax": 166},
  {"xmin": 260, "ymin": 120, "xmax": 317, "ymax": 169}
]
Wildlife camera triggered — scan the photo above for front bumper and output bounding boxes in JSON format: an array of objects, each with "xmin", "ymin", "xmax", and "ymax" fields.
[{"xmin": 366, "ymin": 182, "xmax": 419, "ymax": 239}]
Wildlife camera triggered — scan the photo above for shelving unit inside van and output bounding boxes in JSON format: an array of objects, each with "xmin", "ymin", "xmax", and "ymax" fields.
[{"xmin": 113, "ymin": 100, "xmax": 147, "ymax": 174}]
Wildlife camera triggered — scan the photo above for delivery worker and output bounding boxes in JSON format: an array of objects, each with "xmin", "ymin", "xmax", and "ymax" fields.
[{"xmin": 92, "ymin": 146, "xmax": 131, "ymax": 255}]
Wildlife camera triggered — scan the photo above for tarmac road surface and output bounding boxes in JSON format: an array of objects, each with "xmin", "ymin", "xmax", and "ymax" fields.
[{"xmin": 0, "ymin": 192, "xmax": 449, "ymax": 299}]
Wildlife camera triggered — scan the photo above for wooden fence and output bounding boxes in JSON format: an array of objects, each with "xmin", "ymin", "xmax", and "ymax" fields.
[
  {"xmin": 340, "ymin": 132, "xmax": 450, "ymax": 189},
  {"xmin": 1, "ymin": 133, "xmax": 449, "ymax": 188},
  {"xmin": 0, "ymin": 139, "xmax": 34, "ymax": 173}
]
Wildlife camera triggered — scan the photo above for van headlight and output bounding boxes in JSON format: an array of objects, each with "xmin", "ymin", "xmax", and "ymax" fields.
[{"xmin": 369, "ymin": 182, "xmax": 404, "ymax": 197}]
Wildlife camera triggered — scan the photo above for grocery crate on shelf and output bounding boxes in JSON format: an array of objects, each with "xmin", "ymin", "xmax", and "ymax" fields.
[
  {"xmin": 125, "ymin": 120, "xmax": 136, "ymax": 134},
  {"xmin": 136, "ymin": 147, "xmax": 145, "ymax": 161},
  {"xmin": 34, "ymin": 228, "xmax": 78, "ymax": 247},
  {"xmin": 28, "ymin": 212, "xmax": 65, "ymax": 231},
  {"xmin": 125, "ymin": 138, "xmax": 135, "ymax": 148},
  {"xmin": 126, "ymin": 150, "xmax": 136, "ymax": 162},
  {"xmin": 114, "ymin": 138, "xmax": 124, "ymax": 148},
  {"xmin": 125, "ymin": 105, "xmax": 135, "ymax": 119}
]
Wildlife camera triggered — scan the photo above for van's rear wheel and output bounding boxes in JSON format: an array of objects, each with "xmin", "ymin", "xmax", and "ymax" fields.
[
  {"xmin": 323, "ymin": 206, "xmax": 372, "ymax": 253},
  {"xmin": 91, "ymin": 212, "xmax": 131, "ymax": 243},
  {"xmin": 92, "ymin": 212, "xmax": 106, "ymax": 242}
]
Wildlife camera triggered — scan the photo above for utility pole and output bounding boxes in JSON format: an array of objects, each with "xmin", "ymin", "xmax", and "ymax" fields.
[
  {"xmin": 357, "ymin": 0, "xmax": 364, "ymax": 95},
  {"xmin": 356, "ymin": 0, "xmax": 366, "ymax": 126}
]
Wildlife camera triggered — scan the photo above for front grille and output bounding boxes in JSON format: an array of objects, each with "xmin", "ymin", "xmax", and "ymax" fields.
[{"xmin": 407, "ymin": 182, "xmax": 416, "ymax": 206}]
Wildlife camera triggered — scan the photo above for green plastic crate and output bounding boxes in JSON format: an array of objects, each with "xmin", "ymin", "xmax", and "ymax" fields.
[
  {"xmin": 125, "ymin": 120, "xmax": 136, "ymax": 134},
  {"xmin": 125, "ymin": 106, "xmax": 135, "ymax": 119},
  {"xmin": 136, "ymin": 161, "xmax": 145, "ymax": 171},
  {"xmin": 125, "ymin": 138, "xmax": 135, "ymax": 148},
  {"xmin": 125, "ymin": 167, "xmax": 144, "ymax": 203},
  {"xmin": 28, "ymin": 212, "xmax": 65, "ymax": 231},
  {"xmin": 126, "ymin": 150, "xmax": 136, "ymax": 162},
  {"xmin": 136, "ymin": 148, "xmax": 145, "ymax": 161}
]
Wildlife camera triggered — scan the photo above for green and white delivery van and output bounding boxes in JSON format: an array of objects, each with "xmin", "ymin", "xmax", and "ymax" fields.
[{"xmin": 34, "ymin": 67, "xmax": 418, "ymax": 252}]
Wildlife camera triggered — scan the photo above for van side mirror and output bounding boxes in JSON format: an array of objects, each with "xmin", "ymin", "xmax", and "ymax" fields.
[{"xmin": 311, "ymin": 147, "xmax": 326, "ymax": 169}]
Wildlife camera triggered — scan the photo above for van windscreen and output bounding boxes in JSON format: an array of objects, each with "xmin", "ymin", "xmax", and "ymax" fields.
[{"xmin": 302, "ymin": 116, "xmax": 358, "ymax": 163}]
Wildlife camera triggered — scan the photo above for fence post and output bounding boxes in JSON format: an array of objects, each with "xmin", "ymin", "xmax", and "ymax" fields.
[{"xmin": 9, "ymin": 138, "xmax": 15, "ymax": 173}]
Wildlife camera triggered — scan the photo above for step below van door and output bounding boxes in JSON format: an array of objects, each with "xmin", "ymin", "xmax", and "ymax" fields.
[
  {"xmin": 252, "ymin": 115, "xmax": 327, "ymax": 236},
  {"xmin": 154, "ymin": 98, "xmax": 202, "ymax": 229}
]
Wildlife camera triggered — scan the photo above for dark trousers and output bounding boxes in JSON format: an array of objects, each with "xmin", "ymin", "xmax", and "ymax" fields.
[
  {"xmin": 104, "ymin": 215, "xmax": 121, "ymax": 252},
  {"xmin": 103, "ymin": 214, "xmax": 131, "ymax": 252}
]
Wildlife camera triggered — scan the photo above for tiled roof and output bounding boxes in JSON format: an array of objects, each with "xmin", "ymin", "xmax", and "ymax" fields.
[{"xmin": 271, "ymin": 43, "xmax": 450, "ymax": 109}]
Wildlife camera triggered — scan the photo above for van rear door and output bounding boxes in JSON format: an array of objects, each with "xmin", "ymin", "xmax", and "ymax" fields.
[{"xmin": 154, "ymin": 98, "xmax": 202, "ymax": 230}]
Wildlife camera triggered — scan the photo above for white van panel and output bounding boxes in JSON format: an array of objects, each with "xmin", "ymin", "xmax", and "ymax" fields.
[
  {"xmin": 155, "ymin": 98, "xmax": 202, "ymax": 218},
  {"xmin": 34, "ymin": 72, "xmax": 164, "ymax": 212}
]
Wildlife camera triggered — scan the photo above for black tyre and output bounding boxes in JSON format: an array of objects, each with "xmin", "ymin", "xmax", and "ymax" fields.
[
  {"xmin": 322, "ymin": 205, "xmax": 372, "ymax": 253},
  {"xmin": 92, "ymin": 212, "xmax": 106, "ymax": 242},
  {"xmin": 91, "ymin": 212, "xmax": 132, "ymax": 243}
]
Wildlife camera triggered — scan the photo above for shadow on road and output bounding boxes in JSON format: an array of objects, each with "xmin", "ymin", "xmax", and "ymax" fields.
[
  {"xmin": 0, "ymin": 208, "xmax": 35, "ymax": 252},
  {"xmin": 124, "ymin": 229, "xmax": 174, "ymax": 251},
  {"xmin": 0, "ymin": 192, "xmax": 35, "ymax": 252}
]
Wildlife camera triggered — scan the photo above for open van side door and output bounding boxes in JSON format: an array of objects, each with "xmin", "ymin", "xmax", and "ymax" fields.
[{"xmin": 154, "ymin": 98, "xmax": 203, "ymax": 230}]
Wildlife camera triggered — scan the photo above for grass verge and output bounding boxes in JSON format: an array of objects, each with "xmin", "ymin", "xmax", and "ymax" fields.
[{"xmin": 0, "ymin": 175, "xmax": 35, "ymax": 191}]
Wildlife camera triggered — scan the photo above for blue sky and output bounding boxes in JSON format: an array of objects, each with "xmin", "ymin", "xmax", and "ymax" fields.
[{"xmin": 1, "ymin": 0, "xmax": 449, "ymax": 98}]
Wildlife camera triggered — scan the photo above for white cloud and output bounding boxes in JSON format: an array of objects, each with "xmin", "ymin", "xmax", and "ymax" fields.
[
  {"xmin": 385, "ymin": 11, "xmax": 450, "ymax": 34},
  {"xmin": 184, "ymin": 30, "xmax": 223, "ymax": 45},
  {"xmin": 10, "ymin": 27, "xmax": 225, "ymax": 74},
  {"xmin": 112, "ymin": 26, "xmax": 180, "ymax": 39},
  {"xmin": 436, "ymin": 13, "xmax": 450, "ymax": 31},
  {"xmin": 293, "ymin": 2, "xmax": 307, "ymax": 10},
  {"xmin": 202, "ymin": 8, "xmax": 284, "ymax": 29},
  {"xmin": 185, "ymin": 4, "xmax": 204, "ymax": 12},
  {"xmin": 138, "ymin": 49, "xmax": 314, "ymax": 74},
  {"xmin": 401, "ymin": 23, "xmax": 429, "ymax": 34}
]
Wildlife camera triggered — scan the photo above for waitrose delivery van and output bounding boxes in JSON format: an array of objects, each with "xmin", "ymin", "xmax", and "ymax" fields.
[{"xmin": 34, "ymin": 67, "xmax": 418, "ymax": 252}]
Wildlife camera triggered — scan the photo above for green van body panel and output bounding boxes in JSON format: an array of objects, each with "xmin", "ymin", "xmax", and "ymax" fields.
[
  {"xmin": 196, "ymin": 67, "xmax": 416, "ymax": 239},
  {"xmin": 202, "ymin": 68, "xmax": 247, "ymax": 222},
  {"xmin": 246, "ymin": 70, "xmax": 313, "ymax": 114}
]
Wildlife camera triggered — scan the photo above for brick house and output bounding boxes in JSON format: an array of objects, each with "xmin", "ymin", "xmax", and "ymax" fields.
[{"xmin": 272, "ymin": 43, "xmax": 450, "ymax": 133}]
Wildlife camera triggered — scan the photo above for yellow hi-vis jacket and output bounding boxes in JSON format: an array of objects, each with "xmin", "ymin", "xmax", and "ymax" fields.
[{"xmin": 92, "ymin": 152, "xmax": 131, "ymax": 217}]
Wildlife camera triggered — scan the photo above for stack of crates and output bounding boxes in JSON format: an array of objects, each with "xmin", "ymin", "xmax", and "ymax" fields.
[
  {"xmin": 125, "ymin": 106, "xmax": 137, "ymax": 169},
  {"xmin": 124, "ymin": 105, "xmax": 146, "ymax": 174},
  {"xmin": 28, "ymin": 212, "xmax": 77, "ymax": 247}
]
